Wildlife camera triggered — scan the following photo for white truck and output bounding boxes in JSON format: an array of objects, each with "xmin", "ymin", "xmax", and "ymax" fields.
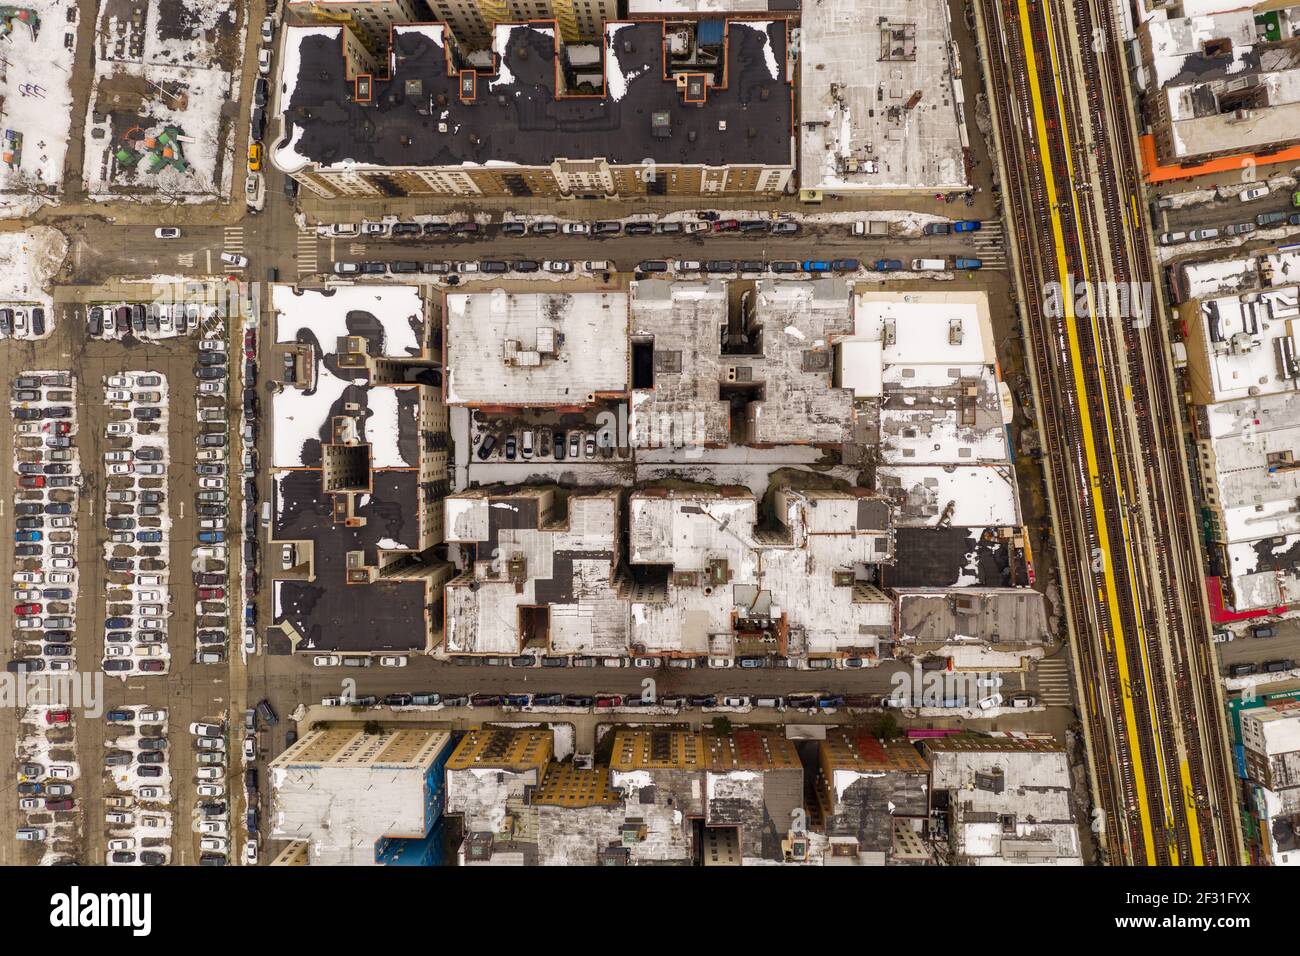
[
  {"xmin": 850, "ymin": 220, "xmax": 892, "ymax": 237},
  {"xmin": 911, "ymin": 258, "xmax": 947, "ymax": 271}
]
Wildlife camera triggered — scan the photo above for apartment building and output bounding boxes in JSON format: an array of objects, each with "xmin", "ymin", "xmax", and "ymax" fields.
[
  {"xmin": 1138, "ymin": 6, "xmax": 1300, "ymax": 166},
  {"xmin": 269, "ymin": 727, "xmax": 453, "ymax": 865},
  {"xmin": 272, "ymin": 18, "xmax": 795, "ymax": 199},
  {"xmin": 289, "ymin": 0, "xmax": 616, "ymax": 49},
  {"xmin": 925, "ymin": 737, "xmax": 1084, "ymax": 865},
  {"xmin": 1240, "ymin": 701, "xmax": 1300, "ymax": 865},
  {"xmin": 266, "ymin": 285, "xmax": 455, "ymax": 657}
]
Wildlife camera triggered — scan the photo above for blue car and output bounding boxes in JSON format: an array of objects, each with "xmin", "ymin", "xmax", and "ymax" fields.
[
  {"xmin": 44, "ymin": 503, "xmax": 71, "ymax": 515},
  {"xmin": 244, "ymin": 603, "xmax": 256, "ymax": 627},
  {"xmin": 105, "ymin": 617, "xmax": 131, "ymax": 630},
  {"xmin": 136, "ymin": 531, "xmax": 163, "ymax": 543},
  {"xmin": 199, "ymin": 531, "xmax": 225, "ymax": 544},
  {"xmin": 106, "ymin": 709, "xmax": 134, "ymax": 722},
  {"xmin": 830, "ymin": 258, "xmax": 860, "ymax": 272},
  {"xmin": 953, "ymin": 220, "xmax": 982, "ymax": 233},
  {"xmin": 15, "ymin": 530, "xmax": 41, "ymax": 542},
  {"xmin": 504, "ymin": 694, "xmax": 531, "ymax": 707},
  {"xmin": 875, "ymin": 259, "xmax": 904, "ymax": 272},
  {"xmin": 801, "ymin": 260, "xmax": 830, "ymax": 273},
  {"xmin": 954, "ymin": 258, "xmax": 983, "ymax": 270}
]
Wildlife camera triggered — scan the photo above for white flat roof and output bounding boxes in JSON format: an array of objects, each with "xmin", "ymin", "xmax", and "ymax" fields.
[
  {"xmin": 850, "ymin": 289, "xmax": 996, "ymax": 366},
  {"xmin": 799, "ymin": 0, "xmax": 968, "ymax": 191},
  {"xmin": 1194, "ymin": 285, "xmax": 1300, "ymax": 402},
  {"xmin": 444, "ymin": 290, "xmax": 629, "ymax": 406},
  {"xmin": 876, "ymin": 465, "xmax": 1021, "ymax": 527},
  {"xmin": 272, "ymin": 283, "xmax": 424, "ymax": 357}
]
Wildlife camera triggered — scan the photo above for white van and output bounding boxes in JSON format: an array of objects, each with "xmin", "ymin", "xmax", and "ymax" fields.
[
  {"xmin": 583, "ymin": 260, "xmax": 611, "ymax": 272},
  {"xmin": 977, "ymin": 693, "xmax": 1003, "ymax": 711},
  {"xmin": 261, "ymin": 501, "xmax": 271, "ymax": 527},
  {"xmin": 910, "ymin": 258, "xmax": 947, "ymax": 271},
  {"xmin": 521, "ymin": 430, "xmax": 534, "ymax": 459}
]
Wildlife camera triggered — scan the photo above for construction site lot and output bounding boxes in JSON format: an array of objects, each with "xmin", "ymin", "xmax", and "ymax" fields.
[
  {"xmin": 82, "ymin": 0, "xmax": 244, "ymax": 202},
  {"xmin": 0, "ymin": 1, "xmax": 80, "ymax": 217}
]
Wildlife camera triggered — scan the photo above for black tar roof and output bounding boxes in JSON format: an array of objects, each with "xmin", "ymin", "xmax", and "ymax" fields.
[
  {"xmin": 278, "ymin": 20, "xmax": 792, "ymax": 171},
  {"xmin": 273, "ymin": 469, "xmax": 431, "ymax": 652}
]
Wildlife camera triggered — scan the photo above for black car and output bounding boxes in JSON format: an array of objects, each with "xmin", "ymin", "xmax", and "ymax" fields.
[
  {"xmin": 140, "ymin": 851, "xmax": 167, "ymax": 866},
  {"xmin": 737, "ymin": 260, "xmax": 765, "ymax": 273},
  {"xmin": 624, "ymin": 222, "xmax": 654, "ymax": 236},
  {"xmin": 704, "ymin": 260, "xmax": 735, "ymax": 273},
  {"xmin": 195, "ymin": 367, "xmax": 226, "ymax": 382},
  {"xmin": 422, "ymin": 221, "xmax": 452, "ymax": 236},
  {"xmin": 637, "ymin": 260, "xmax": 669, "ymax": 273},
  {"xmin": 592, "ymin": 220, "xmax": 622, "ymax": 235},
  {"xmin": 563, "ymin": 694, "xmax": 594, "ymax": 707},
  {"xmin": 0, "ymin": 308, "xmax": 12, "ymax": 335},
  {"xmin": 283, "ymin": 177, "xmax": 299, "ymax": 201},
  {"xmin": 381, "ymin": 693, "xmax": 412, "ymax": 707},
  {"xmin": 87, "ymin": 307, "xmax": 103, "ymax": 336},
  {"xmin": 453, "ymin": 222, "xmax": 480, "ymax": 235},
  {"xmin": 15, "ymin": 503, "xmax": 41, "ymax": 515},
  {"xmin": 245, "ymin": 768, "xmax": 259, "ymax": 793},
  {"xmin": 44, "ymin": 503, "xmax": 72, "ymax": 514},
  {"xmin": 137, "ymin": 765, "xmax": 162, "ymax": 777},
  {"xmin": 553, "ymin": 430, "xmax": 566, "ymax": 461},
  {"xmin": 480, "ymin": 260, "xmax": 509, "ymax": 273},
  {"xmin": 390, "ymin": 222, "xmax": 421, "ymax": 237},
  {"xmin": 256, "ymin": 699, "xmax": 278, "ymax": 725},
  {"xmin": 500, "ymin": 222, "xmax": 527, "ymax": 236},
  {"xmin": 31, "ymin": 308, "xmax": 45, "ymax": 336},
  {"xmin": 254, "ymin": 77, "xmax": 268, "ymax": 106},
  {"xmin": 249, "ymin": 107, "xmax": 265, "ymax": 142},
  {"xmin": 197, "ymin": 350, "xmax": 227, "ymax": 366},
  {"xmin": 530, "ymin": 222, "xmax": 558, "ymax": 235},
  {"xmin": 476, "ymin": 433, "xmax": 496, "ymax": 460},
  {"xmin": 513, "ymin": 260, "xmax": 540, "ymax": 273},
  {"xmin": 739, "ymin": 220, "xmax": 768, "ymax": 233},
  {"xmin": 134, "ymin": 407, "xmax": 163, "ymax": 420},
  {"xmin": 388, "ymin": 260, "xmax": 420, "ymax": 273},
  {"xmin": 830, "ymin": 258, "xmax": 860, "ymax": 272},
  {"xmin": 923, "ymin": 222, "xmax": 952, "ymax": 235},
  {"xmin": 360, "ymin": 261, "xmax": 386, "ymax": 274},
  {"xmin": 689, "ymin": 694, "xmax": 717, "ymax": 707}
]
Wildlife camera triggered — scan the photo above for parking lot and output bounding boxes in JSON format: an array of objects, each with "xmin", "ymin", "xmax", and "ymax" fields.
[{"xmin": 1, "ymin": 282, "xmax": 243, "ymax": 865}]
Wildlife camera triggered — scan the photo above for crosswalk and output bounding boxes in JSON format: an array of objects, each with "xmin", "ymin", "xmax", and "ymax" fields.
[
  {"xmin": 296, "ymin": 229, "xmax": 319, "ymax": 276},
  {"xmin": 969, "ymin": 220, "xmax": 1008, "ymax": 270},
  {"xmin": 1032, "ymin": 654, "xmax": 1076, "ymax": 708},
  {"xmin": 176, "ymin": 252, "xmax": 195, "ymax": 268},
  {"xmin": 223, "ymin": 226, "xmax": 245, "ymax": 269}
]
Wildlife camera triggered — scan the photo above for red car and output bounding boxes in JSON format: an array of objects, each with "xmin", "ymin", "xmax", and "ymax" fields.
[
  {"xmin": 18, "ymin": 476, "xmax": 45, "ymax": 489},
  {"xmin": 138, "ymin": 660, "xmax": 165, "ymax": 672},
  {"xmin": 44, "ymin": 710, "xmax": 71, "ymax": 725},
  {"xmin": 45, "ymin": 799, "xmax": 75, "ymax": 811},
  {"xmin": 42, "ymin": 421, "xmax": 71, "ymax": 435},
  {"xmin": 197, "ymin": 587, "xmax": 225, "ymax": 600},
  {"xmin": 243, "ymin": 329, "xmax": 256, "ymax": 358},
  {"xmin": 595, "ymin": 694, "xmax": 624, "ymax": 708},
  {"xmin": 14, "ymin": 603, "xmax": 41, "ymax": 616},
  {"xmin": 712, "ymin": 219, "xmax": 740, "ymax": 232}
]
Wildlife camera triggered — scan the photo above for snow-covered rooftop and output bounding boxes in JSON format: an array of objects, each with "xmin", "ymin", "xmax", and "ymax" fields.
[{"xmin": 444, "ymin": 290, "xmax": 629, "ymax": 407}]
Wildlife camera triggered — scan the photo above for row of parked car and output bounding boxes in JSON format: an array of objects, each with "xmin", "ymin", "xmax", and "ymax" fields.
[
  {"xmin": 1159, "ymin": 211, "xmax": 1300, "ymax": 245},
  {"xmin": 0, "ymin": 304, "xmax": 47, "ymax": 339},
  {"xmin": 321, "ymin": 690, "xmax": 872, "ymax": 711},
  {"xmin": 102, "ymin": 706, "xmax": 172, "ymax": 865},
  {"xmin": 11, "ymin": 372, "xmax": 82, "ymax": 853},
  {"xmin": 101, "ymin": 372, "xmax": 173, "ymax": 677},
  {"xmin": 324, "ymin": 214, "xmax": 800, "ymax": 241},
  {"xmin": 86, "ymin": 301, "xmax": 217, "ymax": 339},
  {"xmin": 235, "ymin": 324, "xmax": 260, "ymax": 660}
]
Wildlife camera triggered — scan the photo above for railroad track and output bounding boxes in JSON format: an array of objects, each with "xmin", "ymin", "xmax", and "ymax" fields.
[{"xmin": 971, "ymin": 0, "xmax": 1240, "ymax": 864}]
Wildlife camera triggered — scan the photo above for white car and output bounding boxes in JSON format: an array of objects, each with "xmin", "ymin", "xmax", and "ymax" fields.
[
  {"xmin": 108, "ymin": 463, "xmax": 133, "ymax": 476},
  {"xmin": 721, "ymin": 696, "xmax": 750, "ymax": 708},
  {"xmin": 51, "ymin": 559, "xmax": 75, "ymax": 571},
  {"xmin": 107, "ymin": 374, "xmax": 134, "ymax": 388},
  {"xmin": 104, "ymin": 645, "xmax": 130, "ymax": 657},
  {"xmin": 199, "ymin": 477, "xmax": 225, "ymax": 490},
  {"xmin": 195, "ymin": 736, "xmax": 225, "ymax": 751},
  {"xmin": 48, "ymin": 765, "xmax": 74, "ymax": 779},
  {"xmin": 220, "ymin": 252, "xmax": 249, "ymax": 268},
  {"xmin": 257, "ymin": 48, "xmax": 271, "ymax": 75},
  {"xmin": 313, "ymin": 655, "xmax": 341, "ymax": 667},
  {"xmin": 542, "ymin": 260, "xmax": 572, "ymax": 273},
  {"xmin": 104, "ymin": 449, "xmax": 133, "ymax": 462},
  {"xmin": 197, "ymin": 784, "xmax": 224, "ymax": 798},
  {"xmin": 561, "ymin": 223, "xmax": 590, "ymax": 235},
  {"xmin": 154, "ymin": 227, "xmax": 181, "ymax": 239},
  {"xmin": 137, "ymin": 786, "xmax": 164, "ymax": 800},
  {"xmin": 15, "ymin": 617, "xmax": 43, "ymax": 630},
  {"xmin": 13, "ymin": 572, "xmax": 43, "ymax": 584},
  {"xmin": 378, "ymin": 655, "xmax": 407, "ymax": 667},
  {"xmin": 48, "ymin": 573, "xmax": 73, "ymax": 585},
  {"xmin": 196, "ymin": 767, "xmax": 222, "ymax": 780},
  {"xmin": 199, "ymin": 837, "xmax": 227, "ymax": 852},
  {"xmin": 243, "ymin": 736, "xmax": 257, "ymax": 760},
  {"xmin": 190, "ymin": 721, "xmax": 223, "ymax": 737},
  {"xmin": 199, "ymin": 821, "xmax": 227, "ymax": 836},
  {"xmin": 48, "ymin": 660, "xmax": 74, "ymax": 672},
  {"xmin": 108, "ymin": 838, "xmax": 135, "ymax": 851},
  {"xmin": 977, "ymin": 694, "xmax": 1003, "ymax": 711},
  {"xmin": 976, "ymin": 675, "xmax": 1004, "ymax": 688},
  {"xmin": 1240, "ymin": 184, "xmax": 1270, "ymax": 202},
  {"xmin": 136, "ymin": 590, "xmax": 161, "ymax": 603},
  {"xmin": 106, "ymin": 390, "xmax": 133, "ymax": 404},
  {"xmin": 106, "ymin": 422, "xmax": 133, "ymax": 436},
  {"xmin": 138, "ymin": 707, "xmax": 166, "ymax": 723},
  {"xmin": 245, "ymin": 839, "xmax": 259, "ymax": 865},
  {"xmin": 105, "ymin": 811, "xmax": 132, "ymax": 825}
]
